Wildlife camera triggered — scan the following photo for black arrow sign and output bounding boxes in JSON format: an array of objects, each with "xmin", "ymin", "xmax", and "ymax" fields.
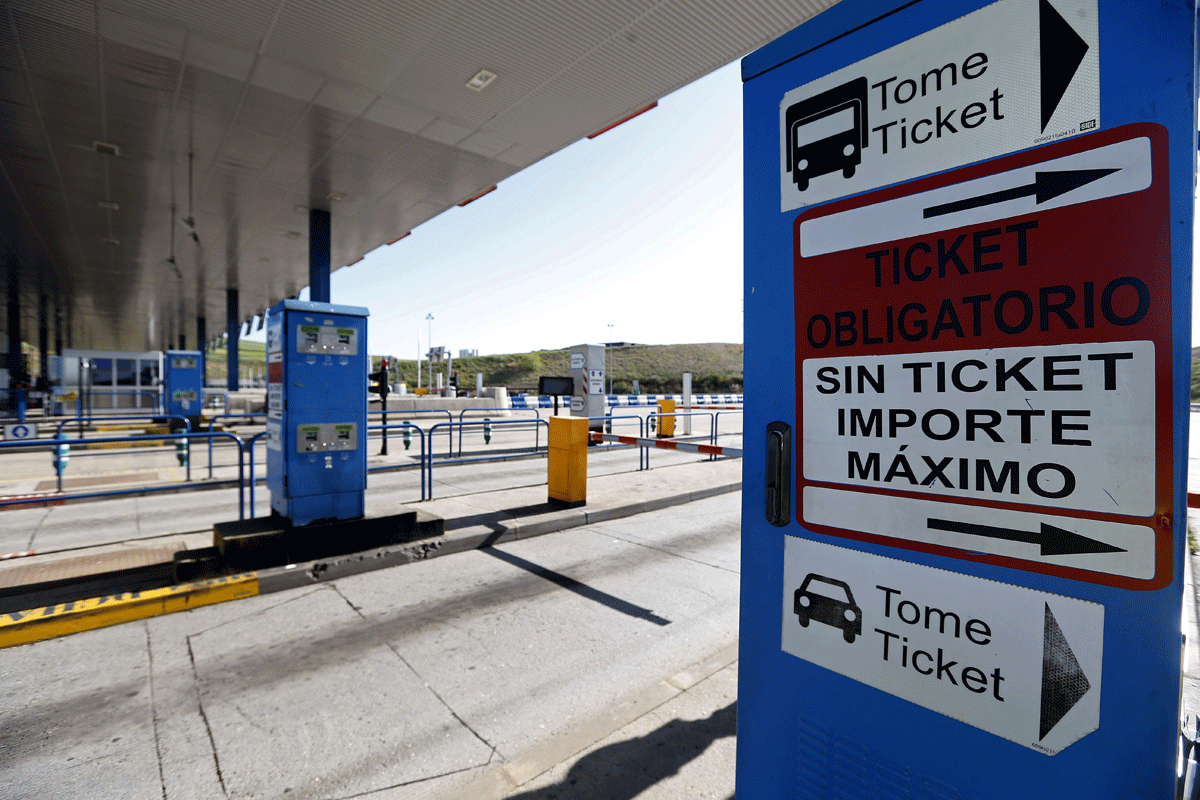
[
  {"xmin": 926, "ymin": 518, "xmax": 1126, "ymax": 557},
  {"xmin": 922, "ymin": 168, "xmax": 1119, "ymax": 219}
]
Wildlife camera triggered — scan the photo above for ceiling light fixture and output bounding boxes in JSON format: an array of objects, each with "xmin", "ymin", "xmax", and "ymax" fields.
[
  {"xmin": 102, "ymin": 237, "xmax": 119, "ymax": 245},
  {"xmin": 466, "ymin": 69, "xmax": 498, "ymax": 91},
  {"xmin": 285, "ymin": 231, "xmax": 301, "ymax": 239},
  {"xmin": 293, "ymin": 204, "xmax": 307, "ymax": 213},
  {"xmin": 92, "ymin": 141, "xmax": 120, "ymax": 156},
  {"xmin": 97, "ymin": 200, "xmax": 119, "ymax": 211},
  {"xmin": 327, "ymin": 191, "xmax": 348, "ymax": 202}
]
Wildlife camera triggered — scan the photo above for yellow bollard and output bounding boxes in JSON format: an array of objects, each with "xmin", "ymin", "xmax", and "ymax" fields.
[
  {"xmin": 548, "ymin": 416, "xmax": 588, "ymax": 509},
  {"xmin": 657, "ymin": 399, "xmax": 676, "ymax": 438}
]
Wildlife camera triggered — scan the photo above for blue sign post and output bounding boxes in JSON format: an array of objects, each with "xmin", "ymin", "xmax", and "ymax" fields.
[{"xmin": 740, "ymin": 0, "xmax": 1196, "ymax": 796}]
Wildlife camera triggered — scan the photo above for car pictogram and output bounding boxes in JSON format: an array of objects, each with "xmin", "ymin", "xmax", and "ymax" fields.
[{"xmin": 794, "ymin": 573, "xmax": 862, "ymax": 643}]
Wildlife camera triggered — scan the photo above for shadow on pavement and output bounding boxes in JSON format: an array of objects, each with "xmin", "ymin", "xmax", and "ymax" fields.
[
  {"xmin": 482, "ymin": 546, "xmax": 672, "ymax": 625},
  {"xmin": 503, "ymin": 701, "xmax": 736, "ymax": 800}
]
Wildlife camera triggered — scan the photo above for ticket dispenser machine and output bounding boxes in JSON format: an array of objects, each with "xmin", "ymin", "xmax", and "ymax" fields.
[
  {"xmin": 163, "ymin": 350, "xmax": 203, "ymax": 430},
  {"xmin": 265, "ymin": 300, "xmax": 368, "ymax": 526},
  {"xmin": 568, "ymin": 343, "xmax": 605, "ymax": 431},
  {"xmin": 740, "ymin": 1, "xmax": 1194, "ymax": 798}
]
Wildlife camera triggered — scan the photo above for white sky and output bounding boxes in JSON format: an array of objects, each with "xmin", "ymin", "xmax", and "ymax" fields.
[
  {"xmin": 273, "ymin": 62, "xmax": 746, "ymax": 358},
  {"xmin": 247, "ymin": 58, "xmax": 1200, "ymax": 357}
]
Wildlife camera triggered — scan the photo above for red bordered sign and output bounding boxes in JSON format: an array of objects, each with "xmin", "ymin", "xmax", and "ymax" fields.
[{"xmin": 793, "ymin": 122, "xmax": 1172, "ymax": 590}]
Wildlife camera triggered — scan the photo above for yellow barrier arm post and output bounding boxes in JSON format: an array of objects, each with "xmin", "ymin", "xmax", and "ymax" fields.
[
  {"xmin": 548, "ymin": 416, "xmax": 587, "ymax": 509},
  {"xmin": 657, "ymin": 398, "xmax": 676, "ymax": 438}
]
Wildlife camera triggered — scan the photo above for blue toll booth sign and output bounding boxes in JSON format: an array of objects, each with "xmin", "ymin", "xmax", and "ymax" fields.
[
  {"xmin": 265, "ymin": 300, "xmax": 369, "ymax": 527},
  {"xmin": 740, "ymin": 0, "xmax": 1196, "ymax": 797}
]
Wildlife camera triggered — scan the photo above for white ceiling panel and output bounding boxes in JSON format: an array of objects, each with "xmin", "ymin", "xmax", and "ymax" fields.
[{"xmin": 0, "ymin": 0, "xmax": 836, "ymax": 351}]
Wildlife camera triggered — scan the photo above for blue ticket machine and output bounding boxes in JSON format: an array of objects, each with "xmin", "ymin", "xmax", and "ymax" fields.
[
  {"xmin": 163, "ymin": 349, "xmax": 203, "ymax": 428},
  {"xmin": 740, "ymin": 1, "xmax": 1195, "ymax": 798},
  {"xmin": 265, "ymin": 300, "xmax": 368, "ymax": 526}
]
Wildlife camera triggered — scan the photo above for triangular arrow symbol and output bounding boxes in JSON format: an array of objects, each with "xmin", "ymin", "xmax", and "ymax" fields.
[
  {"xmin": 1040, "ymin": 603, "xmax": 1091, "ymax": 739},
  {"xmin": 1040, "ymin": 0, "xmax": 1090, "ymax": 132},
  {"xmin": 1033, "ymin": 169, "xmax": 1119, "ymax": 205}
]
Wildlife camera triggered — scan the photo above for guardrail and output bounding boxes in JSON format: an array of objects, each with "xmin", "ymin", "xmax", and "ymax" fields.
[
  {"xmin": 509, "ymin": 393, "xmax": 745, "ymax": 410},
  {"xmin": 589, "ymin": 414, "xmax": 648, "ymax": 470},
  {"xmin": 57, "ymin": 414, "xmax": 192, "ymax": 440},
  {"xmin": 456, "ymin": 407, "xmax": 541, "ymax": 457},
  {"xmin": 713, "ymin": 409, "xmax": 744, "ymax": 461},
  {"xmin": 368, "ymin": 422, "xmax": 428, "ymax": 500},
  {"xmin": 425, "ymin": 418, "xmax": 550, "ymax": 499},
  {"xmin": 0, "ymin": 403, "xmax": 742, "ymax": 514},
  {"xmin": 369, "ymin": 408, "xmax": 453, "ymax": 456},
  {"xmin": 208, "ymin": 414, "xmax": 267, "ymax": 478},
  {"xmin": 0, "ymin": 431, "xmax": 248, "ymax": 515}
]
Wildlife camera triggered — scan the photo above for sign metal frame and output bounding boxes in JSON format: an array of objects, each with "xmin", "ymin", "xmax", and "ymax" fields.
[{"xmin": 738, "ymin": 0, "xmax": 1197, "ymax": 797}]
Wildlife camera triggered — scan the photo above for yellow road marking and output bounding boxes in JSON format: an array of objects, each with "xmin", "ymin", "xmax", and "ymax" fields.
[{"xmin": 0, "ymin": 573, "xmax": 259, "ymax": 648}]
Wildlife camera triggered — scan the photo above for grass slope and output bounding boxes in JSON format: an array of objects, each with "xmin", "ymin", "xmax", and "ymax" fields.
[{"xmin": 206, "ymin": 341, "xmax": 743, "ymax": 394}]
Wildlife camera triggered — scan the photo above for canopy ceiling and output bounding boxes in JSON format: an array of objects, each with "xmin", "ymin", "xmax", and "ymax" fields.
[{"xmin": 0, "ymin": 0, "xmax": 833, "ymax": 350}]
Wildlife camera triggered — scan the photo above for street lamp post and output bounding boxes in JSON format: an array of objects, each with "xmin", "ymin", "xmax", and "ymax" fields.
[
  {"xmin": 426, "ymin": 313, "xmax": 434, "ymax": 389},
  {"xmin": 607, "ymin": 324, "xmax": 613, "ymax": 394}
]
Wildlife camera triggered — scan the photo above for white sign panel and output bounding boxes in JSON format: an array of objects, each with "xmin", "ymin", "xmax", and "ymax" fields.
[
  {"xmin": 570, "ymin": 353, "xmax": 585, "ymax": 370},
  {"xmin": 780, "ymin": 0, "xmax": 1099, "ymax": 211},
  {"xmin": 804, "ymin": 486, "xmax": 1155, "ymax": 579},
  {"xmin": 802, "ymin": 340, "xmax": 1154, "ymax": 515},
  {"xmin": 782, "ymin": 536, "xmax": 1103, "ymax": 754},
  {"xmin": 266, "ymin": 420, "xmax": 282, "ymax": 452},
  {"xmin": 4, "ymin": 423, "xmax": 37, "ymax": 441},
  {"xmin": 267, "ymin": 321, "xmax": 283, "ymax": 363},
  {"xmin": 798, "ymin": 135, "xmax": 1150, "ymax": 257}
]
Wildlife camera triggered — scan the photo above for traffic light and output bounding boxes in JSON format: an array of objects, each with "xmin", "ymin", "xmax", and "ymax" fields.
[{"xmin": 369, "ymin": 358, "xmax": 390, "ymax": 401}]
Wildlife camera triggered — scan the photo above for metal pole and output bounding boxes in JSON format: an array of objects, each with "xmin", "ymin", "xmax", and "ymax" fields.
[
  {"xmin": 426, "ymin": 313, "xmax": 434, "ymax": 389},
  {"xmin": 607, "ymin": 323, "xmax": 613, "ymax": 394}
]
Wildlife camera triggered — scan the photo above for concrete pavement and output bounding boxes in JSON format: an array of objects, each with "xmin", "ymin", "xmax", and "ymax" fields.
[
  {"xmin": 0, "ymin": 476, "xmax": 742, "ymax": 800},
  {"xmin": 4, "ymin": 408, "xmax": 1200, "ymax": 799}
]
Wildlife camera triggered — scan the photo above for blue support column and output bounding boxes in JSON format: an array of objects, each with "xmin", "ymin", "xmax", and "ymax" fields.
[
  {"xmin": 54, "ymin": 300, "xmax": 62, "ymax": 356},
  {"xmin": 226, "ymin": 288, "xmax": 239, "ymax": 392},
  {"xmin": 37, "ymin": 292, "xmax": 48, "ymax": 387},
  {"xmin": 309, "ymin": 208, "xmax": 331, "ymax": 303},
  {"xmin": 196, "ymin": 316, "xmax": 206, "ymax": 388},
  {"xmin": 6, "ymin": 257, "xmax": 22, "ymax": 396}
]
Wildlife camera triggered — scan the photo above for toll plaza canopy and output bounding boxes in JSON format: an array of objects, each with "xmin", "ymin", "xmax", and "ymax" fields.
[{"xmin": 0, "ymin": 0, "xmax": 832, "ymax": 353}]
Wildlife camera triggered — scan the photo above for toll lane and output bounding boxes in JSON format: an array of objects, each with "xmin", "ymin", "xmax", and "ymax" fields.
[{"xmin": 0, "ymin": 493, "xmax": 740, "ymax": 799}]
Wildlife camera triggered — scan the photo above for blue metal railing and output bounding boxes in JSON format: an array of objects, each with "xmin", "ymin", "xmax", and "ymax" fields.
[
  {"xmin": 713, "ymin": 409, "xmax": 744, "ymax": 461},
  {"xmin": 370, "ymin": 408, "xmax": 453, "ymax": 455},
  {"xmin": 587, "ymin": 414, "xmax": 648, "ymax": 470},
  {"xmin": 367, "ymin": 422, "xmax": 427, "ymax": 500},
  {"xmin": 646, "ymin": 411, "xmax": 716, "ymax": 469},
  {"xmin": 57, "ymin": 414, "xmax": 191, "ymax": 440},
  {"xmin": 208, "ymin": 413, "xmax": 268, "ymax": 478},
  {"xmin": 456, "ymin": 407, "xmax": 542, "ymax": 457},
  {"xmin": 0, "ymin": 430, "xmax": 248, "ymax": 516},
  {"xmin": 425, "ymin": 418, "xmax": 550, "ymax": 499}
]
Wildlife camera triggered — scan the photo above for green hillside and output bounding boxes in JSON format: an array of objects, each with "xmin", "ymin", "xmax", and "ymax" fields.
[{"xmin": 206, "ymin": 341, "xmax": 743, "ymax": 394}]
